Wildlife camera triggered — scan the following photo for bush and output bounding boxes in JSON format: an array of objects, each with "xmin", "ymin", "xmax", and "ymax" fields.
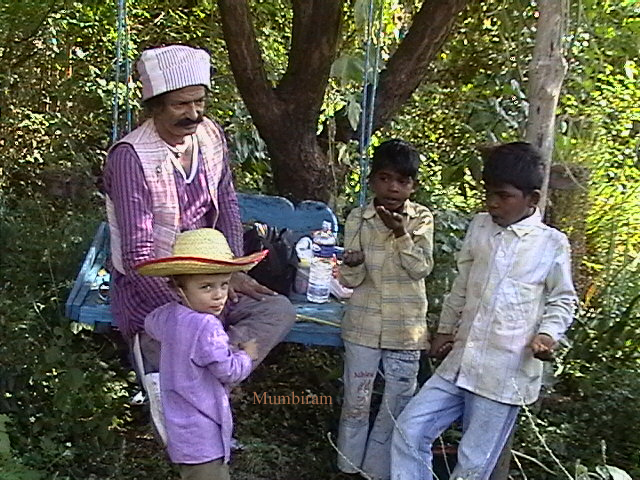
[
  {"xmin": 514, "ymin": 365, "xmax": 640, "ymax": 479},
  {"xmin": 0, "ymin": 194, "xmax": 134, "ymax": 477}
]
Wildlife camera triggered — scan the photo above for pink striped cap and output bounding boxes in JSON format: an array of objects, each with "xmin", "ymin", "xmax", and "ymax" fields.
[{"xmin": 137, "ymin": 45, "xmax": 211, "ymax": 101}]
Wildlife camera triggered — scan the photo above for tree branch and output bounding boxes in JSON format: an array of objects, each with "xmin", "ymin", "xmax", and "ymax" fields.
[
  {"xmin": 2, "ymin": 0, "xmax": 60, "ymax": 69},
  {"xmin": 332, "ymin": 0, "xmax": 469, "ymax": 143},
  {"xmin": 277, "ymin": 0, "xmax": 344, "ymax": 122},
  {"xmin": 217, "ymin": 0, "xmax": 281, "ymax": 132},
  {"xmin": 374, "ymin": 0, "xmax": 469, "ymax": 132}
]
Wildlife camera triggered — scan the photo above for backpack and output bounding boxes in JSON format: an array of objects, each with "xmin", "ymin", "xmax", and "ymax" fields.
[{"xmin": 243, "ymin": 223, "xmax": 299, "ymax": 296}]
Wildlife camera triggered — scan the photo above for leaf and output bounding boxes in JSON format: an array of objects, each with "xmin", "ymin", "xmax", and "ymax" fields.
[
  {"xmin": 330, "ymin": 55, "xmax": 364, "ymax": 84},
  {"xmin": 65, "ymin": 368, "xmax": 85, "ymax": 390},
  {"xmin": 0, "ymin": 414, "xmax": 11, "ymax": 456},
  {"xmin": 353, "ymin": 0, "xmax": 371, "ymax": 30},
  {"xmin": 623, "ymin": 61, "xmax": 636, "ymax": 80},
  {"xmin": 346, "ymin": 98, "xmax": 362, "ymax": 131},
  {"xmin": 605, "ymin": 466, "xmax": 632, "ymax": 480}
]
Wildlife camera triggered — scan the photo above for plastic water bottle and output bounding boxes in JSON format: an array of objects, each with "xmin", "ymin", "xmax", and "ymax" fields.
[{"xmin": 306, "ymin": 254, "xmax": 333, "ymax": 303}]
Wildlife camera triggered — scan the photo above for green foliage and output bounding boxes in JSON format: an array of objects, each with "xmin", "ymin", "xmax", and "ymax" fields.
[
  {"xmin": 232, "ymin": 344, "xmax": 343, "ymax": 479},
  {"xmin": 515, "ymin": 366, "xmax": 640, "ymax": 479},
  {"xmin": 0, "ymin": 0, "xmax": 638, "ymax": 477},
  {"xmin": 0, "ymin": 194, "xmax": 134, "ymax": 477}
]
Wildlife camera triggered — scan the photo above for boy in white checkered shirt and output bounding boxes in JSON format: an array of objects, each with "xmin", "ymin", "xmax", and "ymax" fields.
[{"xmin": 390, "ymin": 142, "xmax": 577, "ymax": 480}]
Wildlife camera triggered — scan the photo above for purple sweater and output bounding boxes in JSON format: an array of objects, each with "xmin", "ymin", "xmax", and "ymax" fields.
[
  {"xmin": 103, "ymin": 142, "xmax": 244, "ymax": 338},
  {"xmin": 145, "ymin": 302, "xmax": 252, "ymax": 464}
]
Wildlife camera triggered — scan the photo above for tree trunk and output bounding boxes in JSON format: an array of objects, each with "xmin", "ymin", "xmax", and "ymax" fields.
[
  {"xmin": 490, "ymin": 4, "xmax": 569, "ymax": 480},
  {"xmin": 218, "ymin": 0, "xmax": 344, "ymax": 203},
  {"xmin": 219, "ymin": 0, "xmax": 469, "ymax": 202},
  {"xmin": 525, "ymin": 0, "xmax": 568, "ymax": 214}
]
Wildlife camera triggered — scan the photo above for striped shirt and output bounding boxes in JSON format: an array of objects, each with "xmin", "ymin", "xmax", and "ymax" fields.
[
  {"xmin": 339, "ymin": 200, "xmax": 434, "ymax": 350},
  {"xmin": 436, "ymin": 211, "xmax": 576, "ymax": 405},
  {"xmin": 103, "ymin": 140, "xmax": 243, "ymax": 338}
]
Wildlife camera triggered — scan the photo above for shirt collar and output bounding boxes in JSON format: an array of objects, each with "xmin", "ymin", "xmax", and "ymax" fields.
[
  {"xmin": 497, "ymin": 208, "xmax": 543, "ymax": 237},
  {"xmin": 362, "ymin": 199, "xmax": 418, "ymax": 219}
]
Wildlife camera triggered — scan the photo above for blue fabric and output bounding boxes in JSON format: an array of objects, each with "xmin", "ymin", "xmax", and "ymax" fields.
[{"xmin": 391, "ymin": 374, "xmax": 519, "ymax": 480}]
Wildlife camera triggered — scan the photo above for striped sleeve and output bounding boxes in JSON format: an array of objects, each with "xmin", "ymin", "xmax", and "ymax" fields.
[
  {"xmin": 103, "ymin": 144, "xmax": 175, "ymax": 301},
  {"xmin": 393, "ymin": 208, "xmax": 434, "ymax": 280}
]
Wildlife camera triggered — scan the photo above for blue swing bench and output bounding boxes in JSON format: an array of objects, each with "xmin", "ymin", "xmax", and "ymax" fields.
[{"xmin": 65, "ymin": 193, "xmax": 345, "ymax": 347}]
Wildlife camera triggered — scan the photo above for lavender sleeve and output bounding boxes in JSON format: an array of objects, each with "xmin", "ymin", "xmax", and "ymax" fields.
[
  {"xmin": 103, "ymin": 144, "xmax": 176, "ymax": 302},
  {"xmin": 192, "ymin": 321, "xmax": 253, "ymax": 385},
  {"xmin": 210, "ymin": 123, "xmax": 244, "ymax": 256}
]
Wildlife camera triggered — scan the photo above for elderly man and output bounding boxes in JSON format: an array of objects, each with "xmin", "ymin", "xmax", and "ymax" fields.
[{"xmin": 103, "ymin": 45, "xmax": 296, "ymax": 370}]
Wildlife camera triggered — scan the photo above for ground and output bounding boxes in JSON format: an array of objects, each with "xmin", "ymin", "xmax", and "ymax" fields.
[{"xmin": 118, "ymin": 343, "xmax": 349, "ymax": 479}]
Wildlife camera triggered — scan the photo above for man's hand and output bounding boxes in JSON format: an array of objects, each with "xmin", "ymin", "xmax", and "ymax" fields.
[
  {"xmin": 239, "ymin": 338, "xmax": 259, "ymax": 362},
  {"xmin": 376, "ymin": 206, "xmax": 407, "ymax": 237},
  {"xmin": 228, "ymin": 271, "xmax": 276, "ymax": 302},
  {"xmin": 429, "ymin": 333, "xmax": 455, "ymax": 360},
  {"xmin": 530, "ymin": 333, "xmax": 555, "ymax": 361},
  {"xmin": 343, "ymin": 249, "xmax": 365, "ymax": 267}
]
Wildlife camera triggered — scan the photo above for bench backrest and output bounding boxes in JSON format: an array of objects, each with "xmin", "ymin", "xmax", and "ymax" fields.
[
  {"xmin": 65, "ymin": 193, "xmax": 337, "ymax": 322},
  {"xmin": 237, "ymin": 193, "xmax": 337, "ymax": 240}
]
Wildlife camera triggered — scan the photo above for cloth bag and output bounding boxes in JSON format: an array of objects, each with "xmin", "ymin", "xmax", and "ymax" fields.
[
  {"xmin": 243, "ymin": 223, "xmax": 299, "ymax": 296},
  {"xmin": 133, "ymin": 334, "xmax": 167, "ymax": 445}
]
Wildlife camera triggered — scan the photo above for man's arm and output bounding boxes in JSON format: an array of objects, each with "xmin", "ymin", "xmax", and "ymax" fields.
[{"xmin": 104, "ymin": 144, "xmax": 176, "ymax": 302}]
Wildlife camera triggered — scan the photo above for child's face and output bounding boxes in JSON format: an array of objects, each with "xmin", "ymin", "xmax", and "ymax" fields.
[
  {"xmin": 369, "ymin": 168, "xmax": 415, "ymax": 212},
  {"xmin": 485, "ymin": 183, "xmax": 539, "ymax": 227},
  {"xmin": 177, "ymin": 273, "xmax": 232, "ymax": 316}
]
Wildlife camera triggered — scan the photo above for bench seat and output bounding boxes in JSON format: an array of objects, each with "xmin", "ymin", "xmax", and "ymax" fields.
[{"xmin": 65, "ymin": 194, "xmax": 345, "ymax": 347}]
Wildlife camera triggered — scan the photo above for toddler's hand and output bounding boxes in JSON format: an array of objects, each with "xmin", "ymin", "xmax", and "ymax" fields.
[
  {"xmin": 429, "ymin": 333, "xmax": 454, "ymax": 360},
  {"xmin": 530, "ymin": 333, "xmax": 555, "ymax": 361},
  {"xmin": 239, "ymin": 338, "xmax": 259, "ymax": 362},
  {"xmin": 343, "ymin": 249, "xmax": 365, "ymax": 267}
]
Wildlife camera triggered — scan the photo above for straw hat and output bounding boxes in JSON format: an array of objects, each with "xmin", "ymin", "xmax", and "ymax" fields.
[{"xmin": 136, "ymin": 229, "xmax": 267, "ymax": 276}]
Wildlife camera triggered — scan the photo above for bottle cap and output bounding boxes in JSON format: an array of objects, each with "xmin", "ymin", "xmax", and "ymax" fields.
[{"xmin": 315, "ymin": 245, "xmax": 335, "ymax": 258}]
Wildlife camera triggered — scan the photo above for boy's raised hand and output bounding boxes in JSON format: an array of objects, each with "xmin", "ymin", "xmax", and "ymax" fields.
[
  {"xmin": 429, "ymin": 333, "xmax": 454, "ymax": 359},
  {"xmin": 239, "ymin": 338, "xmax": 259, "ymax": 362},
  {"xmin": 530, "ymin": 333, "xmax": 555, "ymax": 361},
  {"xmin": 375, "ymin": 205, "xmax": 407, "ymax": 237},
  {"xmin": 343, "ymin": 249, "xmax": 365, "ymax": 267}
]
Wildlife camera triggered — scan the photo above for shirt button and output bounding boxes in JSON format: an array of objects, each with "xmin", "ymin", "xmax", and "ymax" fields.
[{"xmin": 467, "ymin": 341, "xmax": 474, "ymax": 348}]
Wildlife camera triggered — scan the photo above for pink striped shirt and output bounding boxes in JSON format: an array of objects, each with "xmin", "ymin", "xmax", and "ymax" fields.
[{"xmin": 103, "ymin": 142, "xmax": 243, "ymax": 338}]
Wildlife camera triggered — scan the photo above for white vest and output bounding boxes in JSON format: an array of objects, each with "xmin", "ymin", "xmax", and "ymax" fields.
[{"xmin": 106, "ymin": 117, "xmax": 225, "ymax": 273}]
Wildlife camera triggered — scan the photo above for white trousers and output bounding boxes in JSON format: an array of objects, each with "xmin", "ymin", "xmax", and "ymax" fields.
[{"xmin": 337, "ymin": 340, "xmax": 420, "ymax": 480}]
